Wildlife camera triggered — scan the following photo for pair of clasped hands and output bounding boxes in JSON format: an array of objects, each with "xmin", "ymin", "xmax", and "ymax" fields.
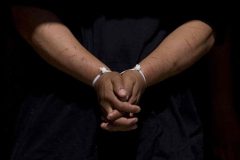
[{"xmin": 94, "ymin": 68, "xmax": 146, "ymax": 132}]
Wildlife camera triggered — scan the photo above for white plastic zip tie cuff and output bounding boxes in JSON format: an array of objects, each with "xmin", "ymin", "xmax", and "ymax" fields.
[
  {"xmin": 92, "ymin": 67, "xmax": 111, "ymax": 87},
  {"xmin": 130, "ymin": 64, "xmax": 146, "ymax": 84}
]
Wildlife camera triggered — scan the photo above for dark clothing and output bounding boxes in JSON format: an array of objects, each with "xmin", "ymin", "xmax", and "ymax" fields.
[{"xmin": 10, "ymin": 2, "xmax": 219, "ymax": 160}]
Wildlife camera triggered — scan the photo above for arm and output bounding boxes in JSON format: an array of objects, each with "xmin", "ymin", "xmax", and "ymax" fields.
[
  {"xmin": 106, "ymin": 20, "xmax": 215, "ymax": 122},
  {"xmin": 12, "ymin": 6, "xmax": 107, "ymax": 85},
  {"xmin": 12, "ymin": 6, "xmax": 140, "ymax": 131},
  {"xmin": 140, "ymin": 20, "xmax": 215, "ymax": 86}
]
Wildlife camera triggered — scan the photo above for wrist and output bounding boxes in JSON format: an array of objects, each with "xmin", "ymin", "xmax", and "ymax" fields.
[
  {"xmin": 92, "ymin": 67, "xmax": 111, "ymax": 87},
  {"xmin": 121, "ymin": 64, "xmax": 147, "ymax": 86},
  {"xmin": 131, "ymin": 64, "xmax": 146, "ymax": 84}
]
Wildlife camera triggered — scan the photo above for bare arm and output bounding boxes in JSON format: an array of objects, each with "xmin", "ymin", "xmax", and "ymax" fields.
[
  {"xmin": 12, "ymin": 6, "xmax": 108, "ymax": 86},
  {"xmin": 12, "ymin": 6, "xmax": 140, "ymax": 131},
  {"xmin": 103, "ymin": 20, "xmax": 216, "ymax": 130},
  {"xmin": 140, "ymin": 20, "xmax": 215, "ymax": 86}
]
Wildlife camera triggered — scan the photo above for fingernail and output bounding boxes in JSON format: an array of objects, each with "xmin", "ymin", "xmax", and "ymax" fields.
[
  {"xmin": 129, "ymin": 113, "xmax": 134, "ymax": 117},
  {"xmin": 107, "ymin": 114, "xmax": 113, "ymax": 120},
  {"xmin": 136, "ymin": 107, "xmax": 141, "ymax": 113},
  {"xmin": 133, "ymin": 118, "xmax": 138, "ymax": 123}
]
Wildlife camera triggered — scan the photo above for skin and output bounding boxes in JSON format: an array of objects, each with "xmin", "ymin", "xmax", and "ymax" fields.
[
  {"xmin": 12, "ymin": 6, "xmax": 140, "ymax": 131},
  {"xmin": 12, "ymin": 6, "xmax": 215, "ymax": 132},
  {"xmin": 102, "ymin": 20, "xmax": 215, "ymax": 131}
]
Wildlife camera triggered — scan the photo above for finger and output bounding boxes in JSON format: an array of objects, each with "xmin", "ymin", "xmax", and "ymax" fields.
[
  {"xmin": 99, "ymin": 87, "xmax": 140, "ymax": 114},
  {"xmin": 107, "ymin": 109, "xmax": 136, "ymax": 121},
  {"xmin": 110, "ymin": 98, "xmax": 141, "ymax": 113},
  {"xmin": 100, "ymin": 102, "xmax": 113, "ymax": 118},
  {"xmin": 128, "ymin": 82, "xmax": 140, "ymax": 104},
  {"xmin": 107, "ymin": 109, "xmax": 124, "ymax": 121},
  {"xmin": 108, "ymin": 110, "xmax": 135, "ymax": 121},
  {"xmin": 103, "ymin": 117, "xmax": 138, "ymax": 126},
  {"xmin": 129, "ymin": 72, "xmax": 145, "ymax": 104},
  {"xmin": 110, "ymin": 117, "xmax": 138, "ymax": 126},
  {"xmin": 102, "ymin": 124, "xmax": 138, "ymax": 132},
  {"xmin": 101, "ymin": 118, "xmax": 137, "ymax": 131},
  {"xmin": 122, "ymin": 75, "xmax": 134, "ymax": 101}
]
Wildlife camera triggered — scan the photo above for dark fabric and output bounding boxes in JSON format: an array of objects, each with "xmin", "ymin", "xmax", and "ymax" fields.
[
  {"xmin": 11, "ymin": 93, "xmax": 100, "ymax": 160},
  {"xmin": 9, "ymin": 1, "xmax": 220, "ymax": 160}
]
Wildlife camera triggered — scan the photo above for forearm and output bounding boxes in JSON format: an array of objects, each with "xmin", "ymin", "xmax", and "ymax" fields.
[
  {"xmin": 140, "ymin": 20, "xmax": 215, "ymax": 86},
  {"xmin": 12, "ymin": 6, "xmax": 107, "ymax": 86}
]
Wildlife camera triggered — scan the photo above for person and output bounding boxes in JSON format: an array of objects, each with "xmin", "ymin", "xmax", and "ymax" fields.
[{"xmin": 9, "ymin": 1, "xmax": 217, "ymax": 160}]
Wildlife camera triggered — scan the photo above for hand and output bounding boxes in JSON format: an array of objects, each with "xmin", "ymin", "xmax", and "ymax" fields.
[
  {"xmin": 94, "ymin": 71, "xmax": 140, "ymax": 131},
  {"xmin": 103, "ymin": 70, "xmax": 145, "ymax": 121},
  {"xmin": 94, "ymin": 71, "xmax": 141, "ymax": 115},
  {"xmin": 99, "ymin": 70, "xmax": 146, "ymax": 132},
  {"xmin": 121, "ymin": 69, "xmax": 146, "ymax": 104}
]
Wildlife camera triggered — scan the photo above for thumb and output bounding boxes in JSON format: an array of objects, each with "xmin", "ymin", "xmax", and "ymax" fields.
[
  {"xmin": 118, "ymin": 88, "xmax": 127, "ymax": 98},
  {"xmin": 112, "ymin": 75, "xmax": 129, "ymax": 101}
]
